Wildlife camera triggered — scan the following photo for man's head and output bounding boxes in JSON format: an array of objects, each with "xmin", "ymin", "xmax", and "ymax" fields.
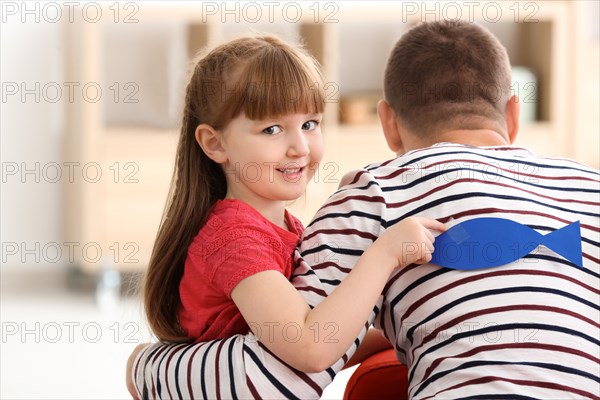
[{"xmin": 378, "ymin": 20, "xmax": 519, "ymax": 153}]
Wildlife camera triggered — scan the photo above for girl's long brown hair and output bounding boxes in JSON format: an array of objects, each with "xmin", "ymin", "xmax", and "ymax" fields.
[{"xmin": 144, "ymin": 35, "xmax": 326, "ymax": 342}]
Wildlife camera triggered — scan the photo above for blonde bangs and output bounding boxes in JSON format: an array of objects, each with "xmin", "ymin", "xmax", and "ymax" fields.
[{"xmin": 222, "ymin": 44, "xmax": 325, "ymax": 123}]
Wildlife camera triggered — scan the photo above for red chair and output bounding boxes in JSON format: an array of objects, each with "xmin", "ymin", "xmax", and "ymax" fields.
[{"xmin": 343, "ymin": 349, "xmax": 409, "ymax": 400}]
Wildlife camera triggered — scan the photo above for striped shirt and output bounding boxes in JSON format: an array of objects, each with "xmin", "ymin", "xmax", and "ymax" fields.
[{"xmin": 133, "ymin": 143, "xmax": 599, "ymax": 399}]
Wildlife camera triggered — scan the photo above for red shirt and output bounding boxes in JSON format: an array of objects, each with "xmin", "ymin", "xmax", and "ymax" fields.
[{"xmin": 178, "ymin": 199, "xmax": 303, "ymax": 342}]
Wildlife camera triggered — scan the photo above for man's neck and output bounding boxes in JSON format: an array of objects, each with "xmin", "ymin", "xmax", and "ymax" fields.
[
  {"xmin": 401, "ymin": 128, "xmax": 513, "ymax": 154},
  {"xmin": 434, "ymin": 128, "xmax": 512, "ymax": 147}
]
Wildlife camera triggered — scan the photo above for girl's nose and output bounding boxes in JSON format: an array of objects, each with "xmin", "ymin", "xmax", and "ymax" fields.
[{"xmin": 287, "ymin": 129, "xmax": 310, "ymax": 157}]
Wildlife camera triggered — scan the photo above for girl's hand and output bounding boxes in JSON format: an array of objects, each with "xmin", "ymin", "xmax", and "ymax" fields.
[{"xmin": 373, "ymin": 217, "xmax": 447, "ymax": 268}]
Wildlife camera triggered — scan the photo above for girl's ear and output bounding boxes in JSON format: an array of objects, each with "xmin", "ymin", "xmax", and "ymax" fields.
[{"xmin": 195, "ymin": 124, "xmax": 228, "ymax": 164}]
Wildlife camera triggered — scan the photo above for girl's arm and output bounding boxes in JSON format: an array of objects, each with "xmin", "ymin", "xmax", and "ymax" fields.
[{"xmin": 231, "ymin": 216, "xmax": 445, "ymax": 373}]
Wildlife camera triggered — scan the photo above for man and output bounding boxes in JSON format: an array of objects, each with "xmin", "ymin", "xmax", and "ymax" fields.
[{"xmin": 129, "ymin": 20, "xmax": 599, "ymax": 399}]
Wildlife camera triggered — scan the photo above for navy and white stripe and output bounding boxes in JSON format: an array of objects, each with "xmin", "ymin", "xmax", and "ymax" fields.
[{"xmin": 133, "ymin": 143, "xmax": 599, "ymax": 399}]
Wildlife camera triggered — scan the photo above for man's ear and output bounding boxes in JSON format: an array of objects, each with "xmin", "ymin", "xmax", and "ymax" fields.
[
  {"xmin": 377, "ymin": 100, "xmax": 404, "ymax": 154},
  {"xmin": 195, "ymin": 124, "xmax": 227, "ymax": 164},
  {"xmin": 505, "ymin": 95, "xmax": 520, "ymax": 144}
]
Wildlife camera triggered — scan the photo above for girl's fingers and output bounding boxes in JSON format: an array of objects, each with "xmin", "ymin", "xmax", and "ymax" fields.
[
  {"xmin": 415, "ymin": 252, "xmax": 432, "ymax": 264},
  {"xmin": 415, "ymin": 217, "xmax": 447, "ymax": 232},
  {"xmin": 424, "ymin": 228, "xmax": 435, "ymax": 243},
  {"xmin": 425, "ymin": 240, "xmax": 434, "ymax": 253}
]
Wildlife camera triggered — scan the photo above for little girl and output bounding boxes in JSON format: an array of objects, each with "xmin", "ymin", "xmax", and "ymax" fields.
[{"xmin": 143, "ymin": 35, "xmax": 445, "ymax": 373}]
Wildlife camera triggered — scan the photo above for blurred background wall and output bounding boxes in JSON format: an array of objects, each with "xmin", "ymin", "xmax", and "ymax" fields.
[{"xmin": 1, "ymin": 1, "xmax": 598, "ymax": 398}]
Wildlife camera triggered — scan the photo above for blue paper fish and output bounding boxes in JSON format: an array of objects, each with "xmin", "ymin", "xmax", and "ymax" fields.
[{"xmin": 430, "ymin": 218, "xmax": 583, "ymax": 270}]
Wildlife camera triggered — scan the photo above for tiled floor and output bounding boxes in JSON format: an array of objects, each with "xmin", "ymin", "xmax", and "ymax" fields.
[{"xmin": 0, "ymin": 266, "xmax": 354, "ymax": 399}]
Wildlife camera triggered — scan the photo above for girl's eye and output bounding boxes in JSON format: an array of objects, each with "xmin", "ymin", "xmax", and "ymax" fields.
[
  {"xmin": 262, "ymin": 125, "xmax": 282, "ymax": 135},
  {"xmin": 302, "ymin": 120, "xmax": 319, "ymax": 131}
]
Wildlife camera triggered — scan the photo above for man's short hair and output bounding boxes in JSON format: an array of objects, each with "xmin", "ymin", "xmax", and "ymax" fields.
[{"xmin": 383, "ymin": 20, "xmax": 512, "ymax": 136}]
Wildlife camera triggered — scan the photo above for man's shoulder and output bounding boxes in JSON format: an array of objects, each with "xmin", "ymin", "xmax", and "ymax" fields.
[{"xmin": 368, "ymin": 143, "xmax": 598, "ymax": 176}]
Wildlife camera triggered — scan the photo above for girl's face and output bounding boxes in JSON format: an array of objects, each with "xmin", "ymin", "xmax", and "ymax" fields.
[{"xmin": 218, "ymin": 112, "xmax": 324, "ymax": 213}]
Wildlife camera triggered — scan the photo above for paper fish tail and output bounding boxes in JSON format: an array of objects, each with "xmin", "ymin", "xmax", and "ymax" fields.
[{"xmin": 540, "ymin": 221, "xmax": 583, "ymax": 268}]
